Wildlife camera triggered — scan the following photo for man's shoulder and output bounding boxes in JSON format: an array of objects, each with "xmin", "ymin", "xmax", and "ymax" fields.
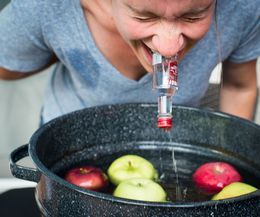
[
  {"xmin": 218, "ymin": 0, "xmax": 259, "ymax": 30},
  {"xmin": 219, "ymin": 0, "xmax": 259, "ymax": 16},
  {"xmin": 11, "ymin": 0, "xmax": 72, "ymax": 12}
]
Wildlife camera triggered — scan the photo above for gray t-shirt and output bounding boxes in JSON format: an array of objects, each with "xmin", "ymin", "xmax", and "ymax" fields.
[{"xmin": 0, "ymin": 0, "xmax": 259, "ymax": 123}]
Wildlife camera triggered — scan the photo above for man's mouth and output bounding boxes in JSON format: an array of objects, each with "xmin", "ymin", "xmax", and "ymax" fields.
[
  {"xmin": 141, "ymin": 42, "xmax": 154, "ymax": 63},
  {"xmin": 141, "ymin": 42, "xmax": 184, "ymax": 61},
  {"xmin": 143, "ymin": 43, "xmax": 154, "ymax": 54}
]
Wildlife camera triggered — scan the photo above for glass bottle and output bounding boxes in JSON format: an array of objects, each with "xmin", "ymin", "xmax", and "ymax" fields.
[{"xmin": 152, "ymin": 53, "xmax": 178, "ymax": 130}]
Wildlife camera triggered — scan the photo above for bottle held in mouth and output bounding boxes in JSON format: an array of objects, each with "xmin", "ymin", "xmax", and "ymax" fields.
[{"xmin": 152, "ymin": 53, "xmax": 178, "ymax": 130}]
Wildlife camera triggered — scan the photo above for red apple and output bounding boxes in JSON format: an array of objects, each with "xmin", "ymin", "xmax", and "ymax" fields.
[
  {"xmin": 64, "ymin": 166, "xmax": 109, "ymax": 191},
  {"xmin": 193, "ymin": 162, "xmax": 242, "ymax": 195}
]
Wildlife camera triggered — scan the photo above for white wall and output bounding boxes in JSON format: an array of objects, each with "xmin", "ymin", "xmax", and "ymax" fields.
[{"xmin": 0, "ymin": 70, "xmax": 49, "ymax": 177}]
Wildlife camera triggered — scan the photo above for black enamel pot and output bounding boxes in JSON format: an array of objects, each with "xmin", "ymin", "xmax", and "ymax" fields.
[{"xmin": 10, "ymin": 103, "xmax": 260, "ymax": 217}]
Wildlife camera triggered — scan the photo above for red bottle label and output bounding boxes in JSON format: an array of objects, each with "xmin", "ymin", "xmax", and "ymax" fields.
[{"xmin": 168, "ymin": 61, "xmax": 178, "ymax": 86}]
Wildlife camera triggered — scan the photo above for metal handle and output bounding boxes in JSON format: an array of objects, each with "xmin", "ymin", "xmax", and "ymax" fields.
[{"xmin": 10, "ymin": 144, "xmax": 41, "ymax": 183}]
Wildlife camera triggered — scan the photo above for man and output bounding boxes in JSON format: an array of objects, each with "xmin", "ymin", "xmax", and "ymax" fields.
[{"xmin": 0, "ymin": 0, "xmax": 259, "ymax": 123}]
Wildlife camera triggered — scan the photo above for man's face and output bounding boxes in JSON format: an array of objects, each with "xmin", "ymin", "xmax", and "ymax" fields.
[{"xmin": 111, "ymin": 0, "xmax": 215, "ymax": 72}]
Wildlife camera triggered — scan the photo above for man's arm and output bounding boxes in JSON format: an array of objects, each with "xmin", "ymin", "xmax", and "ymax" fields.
[
  {"xmin": 0, "ymin": 55, "xmax": 58, "ymax": 80},
  {"xmin": 219, "ymin": 59, "xmax": 258, "ymax": 120},
  {"xmin": 0, "ymin": 68, "xmax": 38, "ymax": 80}
]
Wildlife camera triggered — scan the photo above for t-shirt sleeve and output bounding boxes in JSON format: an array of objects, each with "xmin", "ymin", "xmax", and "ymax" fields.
[
  {"xmin": 228, "ymin": 4, "xmax": 260, "ymax": 63},
  {"xmin": 0, "ymin": 0, "xmax": 53, "ymax": 72}
]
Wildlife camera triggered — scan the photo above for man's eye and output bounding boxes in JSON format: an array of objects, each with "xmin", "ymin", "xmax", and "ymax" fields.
[
  {"xmin": 181, "ymin": 17, "xmax": 203, "ymax": 23},
  {"xmin": 134, "ymin": 17, "xmax": 157, "ymax": 22}
]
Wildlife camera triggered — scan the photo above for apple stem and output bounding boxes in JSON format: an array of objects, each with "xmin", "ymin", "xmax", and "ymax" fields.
[
  {"xmin": 128, "ymin": 161, "xmax": 132, "ymax": 168},
  {"xmin": 80, "ymin": 168, "xmax": 86, "ymax": 174}
]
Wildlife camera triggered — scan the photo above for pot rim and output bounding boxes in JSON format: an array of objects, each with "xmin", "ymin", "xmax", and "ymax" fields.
[{"xmin": 29, "ymin": 103, "xmax": 260, "ymax": 207}]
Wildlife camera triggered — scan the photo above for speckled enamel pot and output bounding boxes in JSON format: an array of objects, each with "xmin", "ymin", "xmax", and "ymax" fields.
[{"xmin": 10, "ymin": 103, "xmax": 260, "ymax": 217}]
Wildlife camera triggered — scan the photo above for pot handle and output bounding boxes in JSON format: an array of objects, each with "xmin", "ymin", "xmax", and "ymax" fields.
[{"xmin": 10, "ymin": 144, "xmax": 41, "ymax": 183}]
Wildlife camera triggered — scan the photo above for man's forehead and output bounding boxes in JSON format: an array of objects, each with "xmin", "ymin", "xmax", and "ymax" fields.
[
  {"xmin": 123, "ymin": 0, "xmax": 214, "ymax": 17},
  {"xmin": 124, "ymin": 0, "xmax": 213, "ymax": 7}
]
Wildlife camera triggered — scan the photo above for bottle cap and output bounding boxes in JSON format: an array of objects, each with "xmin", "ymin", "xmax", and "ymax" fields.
[{"xmin": 157, "ymin": 116, "xmax": 172, "ymax": 129}]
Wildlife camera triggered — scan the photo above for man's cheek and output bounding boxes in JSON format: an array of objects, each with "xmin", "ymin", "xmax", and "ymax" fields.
[
  {"xmin": 118, "ymin": 23, "xmax": 144, "ymax": 40},
  {"xmin": 185, "ymin": 24, "xmax": 212, "ymax": 41}
]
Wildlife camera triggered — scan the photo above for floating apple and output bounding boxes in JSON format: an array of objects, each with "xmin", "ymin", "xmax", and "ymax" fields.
[
  {"xmin": 212, "ymin": 182, "xmax": 257, "ymax": 200},
  {"xmin": 193, "ymin": 162, "xmax": 242, "ymax": 194},
  {"xmin": 113, "ymin": 178, "xmax": 167, "ymax": 202},
  {"xmin": 107, "ymin": 155, "xmax": 158, "ymax": 186},
  {"xmin": 64, "ymin": 166, "xmax": 109, "ymax": 191}
]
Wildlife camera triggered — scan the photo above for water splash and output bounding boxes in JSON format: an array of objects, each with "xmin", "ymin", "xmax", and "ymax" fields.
[
  {"xmin": 159, "ymin": 149, "xmax": 163, "ymax": 175},
  {"xmin": 182, "ymin": 187, "xmax": 188, "ymax": 201},
  {"xmin": 172, "ymin": 148, "xmax": 182, "ymax": 201},
  {"xmin": 166, "ymin": 131, "xmax": 182, "ymax": 201}
]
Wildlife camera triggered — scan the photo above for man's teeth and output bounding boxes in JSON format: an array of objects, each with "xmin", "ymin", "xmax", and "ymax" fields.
[{"xmin": 148, "ymin": 48, "xmax": 153, "ymax": 54}]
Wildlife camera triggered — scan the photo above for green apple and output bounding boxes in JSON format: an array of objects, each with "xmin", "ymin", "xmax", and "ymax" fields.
[
  {"xmin": 212, "ymin": 182, "xmax": 257, "ymax": 200},
  {"xmin": 107, "ymin": 155, "xmax": 158, "ymax": 186},
  {"xmin": 113, "ymin": 178, "xmax": 167, "ymax": 202}
]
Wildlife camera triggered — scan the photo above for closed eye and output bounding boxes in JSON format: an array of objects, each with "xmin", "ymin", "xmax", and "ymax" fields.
[
  {"xmin": 180, "ymin": 16, "xmax": 204, "ymax": 23},
  {"xmin": 133, "ymin": 16, "xmax": 157, "ymax": 22}
]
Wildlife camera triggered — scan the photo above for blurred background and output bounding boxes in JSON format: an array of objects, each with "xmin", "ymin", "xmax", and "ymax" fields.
[{"xmin": 0, "ymin": 0, "xmax": 259, "ymax": 180}]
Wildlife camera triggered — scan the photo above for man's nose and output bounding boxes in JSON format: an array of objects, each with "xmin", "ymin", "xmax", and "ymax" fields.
[{"xmin": 152, "ymin": 22, "xmax": 184, "ymax": 57}]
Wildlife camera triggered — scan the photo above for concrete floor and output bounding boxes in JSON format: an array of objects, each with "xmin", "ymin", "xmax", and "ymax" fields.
[{"xmin": 0, "ymin": 61, "xmax": 259, "ymax": 178}]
